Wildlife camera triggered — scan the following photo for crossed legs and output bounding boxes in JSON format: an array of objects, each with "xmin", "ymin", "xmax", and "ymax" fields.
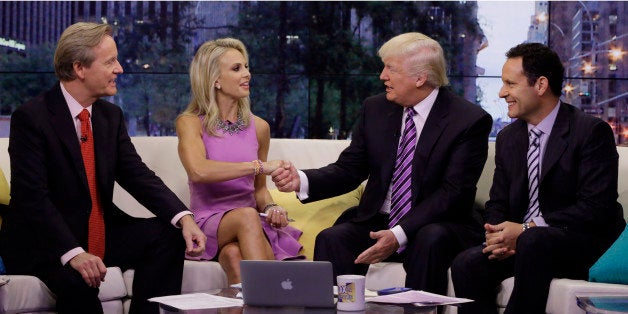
[{"xmin": 217, "ymin": 207, "xmax": 274, "ymax": 284}]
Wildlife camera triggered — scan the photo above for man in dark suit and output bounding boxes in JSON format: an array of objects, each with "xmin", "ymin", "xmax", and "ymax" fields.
[
  {"xmin": 271, "ymin": 32, "xmax": 492, "ymax": 294},
  {"xmin": 0, "ymin": 22, "xmax": 207, "ymax": 313},
  {"xmin": 451, "ymin": 43, "xmax": 625, "ymax": 314}
]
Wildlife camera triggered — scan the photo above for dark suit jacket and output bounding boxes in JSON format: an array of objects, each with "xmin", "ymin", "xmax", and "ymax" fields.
[
  {"xmin": 485, "ymin": 102, "xmax": 625, "ymax": 247},
  {"xmin": 0, "ymin": 83, "xmax": 188, "ymax": 272},
  {"xmin": 304, "ymin": 88, "xmax": 493, "ymax": 238}
]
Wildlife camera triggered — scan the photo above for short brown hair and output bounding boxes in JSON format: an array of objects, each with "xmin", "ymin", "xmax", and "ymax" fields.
[{"xmin": 54, "ymin": 22, "xmax": 112, "ymax": 81}]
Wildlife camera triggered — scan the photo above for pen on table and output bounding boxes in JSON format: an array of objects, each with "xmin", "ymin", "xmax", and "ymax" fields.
[{"xmin": 259, "ymin": 212, "xmax": 295, "ymax": 222}]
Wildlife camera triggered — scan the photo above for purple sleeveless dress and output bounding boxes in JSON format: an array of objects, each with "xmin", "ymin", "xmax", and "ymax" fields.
[{"xmin": 186, "ymin": 115, "xmax": 303, "ymax": 261}]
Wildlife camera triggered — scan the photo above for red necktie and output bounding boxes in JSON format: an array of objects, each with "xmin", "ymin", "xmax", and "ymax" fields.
[{"xmin": 78, "ymin": 109, "xmax": 105, "ymax": 259}]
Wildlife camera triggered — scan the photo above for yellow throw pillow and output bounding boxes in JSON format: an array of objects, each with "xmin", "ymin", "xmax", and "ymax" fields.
[
  {"xmin": 270, "ymin": 185, "xmax": 364, "ymax": 260},
  {"xmin": 0, "ymin": 166, "xmax": 8, "ymax": 229},
  {"xmin": 0, "ymin": 167, "xmax": 8, "ymax": 206}
]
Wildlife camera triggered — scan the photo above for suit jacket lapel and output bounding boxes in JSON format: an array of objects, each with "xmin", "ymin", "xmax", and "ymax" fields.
[
  {"xmin": 509, "ymin": 120, "xmax": 530, "ymax": 212},
  {"xmin": 91, "ymin": 101, "xmax": 115, "ymax": 193},
  {"xmin": 510, "ymin": 120, "xmax": 529, "ymax": 169},
  {"xmin": 48, "ymin": 84, "xmax": 90, "ymax": 193},
  {"xmin": 413, "ymin": 90, "xmax": 448, "ymax": 176},
  {"xmin": 540, "ymin": 103, "xmax": 569, "ymax": 182},
  {"xmin": 381, "ymin": 103, "xmax": 404, "ymax": 188}
]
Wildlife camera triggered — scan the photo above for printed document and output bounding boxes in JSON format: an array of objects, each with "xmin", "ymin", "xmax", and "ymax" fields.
[
  {"xmin": 149, "ymin": 293, "xmax": 243, "ymax": 310},
  {"xmin": 367, "ymin": 290, "xmax": 473, "ymax": 306}
]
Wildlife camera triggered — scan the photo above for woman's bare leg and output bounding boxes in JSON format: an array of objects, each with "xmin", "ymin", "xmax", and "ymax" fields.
[
  {"xmin": 217, "ymin": 207, "xmax": 274, "ymax": 260},
  {"xmin": 218, "ymin": 242, "xmax": 243, "ymax": 284}
]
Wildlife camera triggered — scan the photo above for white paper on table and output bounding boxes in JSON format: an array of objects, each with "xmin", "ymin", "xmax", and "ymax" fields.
[
  {"xmin": 148, "ymin": 293, "xmax": 244, "ymax": 310},
  {"xmin": 367, "ymin": 290, "xmax": 473, "ymax": 306}
]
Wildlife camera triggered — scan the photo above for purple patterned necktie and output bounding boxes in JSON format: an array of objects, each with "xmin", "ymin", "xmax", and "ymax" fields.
[
  {"xmin": 524, "ymin": 128, "xmax": 543, "ymax": 222},
  {"xmin": 389, "ymin": 107, "xmax": 417, "ymax": 228}
]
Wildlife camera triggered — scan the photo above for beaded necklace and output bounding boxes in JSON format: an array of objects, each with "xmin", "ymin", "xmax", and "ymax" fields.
[{"xmin": 217, "ymin": 114, "xmax": 245, "ymax": 135}]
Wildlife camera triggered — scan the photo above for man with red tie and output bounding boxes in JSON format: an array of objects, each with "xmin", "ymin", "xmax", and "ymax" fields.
[
  {"xmin": 271, "ymin": 32, "xmax": 492, "ymax": 295},
  {"xmin": 0, "ymin": 22, "xmax": 206, "ymax": 313}
]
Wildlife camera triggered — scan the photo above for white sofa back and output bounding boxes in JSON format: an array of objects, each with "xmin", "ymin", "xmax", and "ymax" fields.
[
  {"xmin": 1, "ymin": 137, "xmax": 627, "ymax": 220},
  {"xmin": 111, "ymin": 137, "xmax": 353, "ymax": 218}
]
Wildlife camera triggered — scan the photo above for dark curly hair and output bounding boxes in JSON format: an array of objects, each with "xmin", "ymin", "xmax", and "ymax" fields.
[{"xmin": 506, "ymin": 43, "xmax": 564, "ymax": 97}]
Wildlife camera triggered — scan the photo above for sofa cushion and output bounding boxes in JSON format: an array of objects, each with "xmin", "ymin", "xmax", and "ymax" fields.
[
  {"xmin": 181, "ymin": 260, "xmax": 228, "ymax": 293},
  {"xmin": 123, "ymin": 260, "xmax": 228, "ymax": 297},
  {"xmin": 98, "ymin": 267, "xmax": 128, "ymax": 302},
  {"xmin": 0, "ymin": 267, "xmax": 125, "ymax": 313},
  {"xmin": 0, "ymin": 166, "xmax": 8, "ymax": 206},
  {"xmin": 365, "ymin": 262, "xmax": 406, "ymax": 290},
  {"xmin": 270, "ymin": 185, "xmax": 364, "ymax": 259},
  {"xmin": 0, "ymin": 165, "xmax": 9, "ymax": 230},
  {"xmin": 589, "ymin": 224, "xmax": 628, "ymax": 284},
  {"xmin": 546, "ymin": 278, "xmax": 628, "ymax": 314},
  {"xmin": 0, "ymin": 275, "xmax": 55, "ymax": 313},
  {"xmin": 496, "ymin": 277, "xmax": 514, "ymax": 308}
]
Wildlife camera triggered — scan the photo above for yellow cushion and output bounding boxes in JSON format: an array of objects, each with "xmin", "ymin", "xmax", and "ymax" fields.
[
  {"xmin": 0, "ymin": 166, "xmax": 8, "ymax": 229},
  {"xmin": 0, "ymin": 167, "xmax": 8, "ymax": 206},
  {"xmin": 270, "ymin": 185, "xmax": 364, "ymax": 260}
]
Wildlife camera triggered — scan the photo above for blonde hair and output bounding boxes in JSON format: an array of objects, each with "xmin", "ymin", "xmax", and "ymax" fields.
[
  {"xmin": 181, "ymin": 38, "xmax": 251, "ymax": 136},
  {"xmin": 54, "ymin": 22, "xmax": 112, "ymax": 81},
  {"xmin": 378, "ymin": 32, "xmax": 449, "ymax": 87}
]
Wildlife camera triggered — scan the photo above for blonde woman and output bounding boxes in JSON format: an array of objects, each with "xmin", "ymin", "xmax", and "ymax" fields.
[{"xmin": 176, "ymin": 38, "xmax": 302, "ymax": 284}]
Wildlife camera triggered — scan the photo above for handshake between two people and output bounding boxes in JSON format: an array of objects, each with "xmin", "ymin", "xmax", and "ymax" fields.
[
  {"xmin": 267, "ymin": 160, "xmax": 301, "ymax": 193},
  {"xmin": 267, "ymin": 160, "xmax": 400, "ymax": 264}
]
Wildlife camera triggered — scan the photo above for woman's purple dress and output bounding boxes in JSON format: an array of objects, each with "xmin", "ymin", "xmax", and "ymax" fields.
[{"xmin": 186, "ymin": 115, "xmax": 303, "ymax": 261}]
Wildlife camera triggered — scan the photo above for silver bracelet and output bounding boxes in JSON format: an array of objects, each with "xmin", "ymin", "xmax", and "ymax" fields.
[
  {"xmin": 263, "ymin": 203, "xmax": 278, "ymax": 213},
  {"xmin": 522, "ymin": 222, "xmax": 531, "ymax": 231}
]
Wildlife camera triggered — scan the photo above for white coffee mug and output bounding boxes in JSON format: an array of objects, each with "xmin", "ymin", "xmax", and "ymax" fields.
[{"xmin": 337, "ymin": 274, "xmax": 366, "ymax": 311}]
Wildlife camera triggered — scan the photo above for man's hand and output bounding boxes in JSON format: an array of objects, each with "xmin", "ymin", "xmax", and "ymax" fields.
[
  {"xmin": 69, "ymin": 252, "xmax": 107, "ymax": 288},
  {"xmin": 482, "ymin": 222, "xmax": 522, "ymax": 260},
  {"xmin": 271, "ymin": 162, "xmax": 300, "ymax": 192},
  {"xmin": 354, "ymin": 230, "xmax": 399, "ymax": 264},
  {"xmin": 262, "ymin": 160, "xmax": 287, "ymax": 174},
  {"xmin": 179, "ymin": 214, "xmax": 207, "ymax": 257}
]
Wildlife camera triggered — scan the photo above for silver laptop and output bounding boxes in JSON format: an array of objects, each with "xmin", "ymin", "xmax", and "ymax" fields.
[{"xmin": 240, "ymin": 260, "xmax": 335, "ymax": 308}]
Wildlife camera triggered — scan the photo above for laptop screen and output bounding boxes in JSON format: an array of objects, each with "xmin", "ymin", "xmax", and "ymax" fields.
[{"xmin": 240, "ymin": 260, "xmax": 335, "ymax": 308}]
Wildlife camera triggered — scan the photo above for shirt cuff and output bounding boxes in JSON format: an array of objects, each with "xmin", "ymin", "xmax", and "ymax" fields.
[
  {"xmin": 531, "ymin": 216, "xmax": 548, "ymax": 227},
  {"xmin": 61, "ymin": 247, "xmax": 85, "ymax": 266},
  {"xmin": 390, "ymin": 225, "xmax": 408, "ymax": 252},
  {"xmin": 296, "ymin": 170, "xmax": 309, "ymax": 200},
  {"xmin": 171, "ymin": 211, "xmax": 194, "ymax": 228}
]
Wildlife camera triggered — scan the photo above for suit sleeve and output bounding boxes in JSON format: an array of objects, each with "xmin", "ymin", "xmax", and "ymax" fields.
[
  {"xmin": 543, "ymin": 121, "xmax": 621, "ymax": 231},
  {"xmin": 111, "ymin": 109, "xmax": 188, "ymax": 222},
  {"xmin": 9, "ymin": 108, "xmax": 81, "ymax": 257},
  {"xmin": 484, "ymin": 131, "xmax": 512, "ymax": 224},
  {"xmin": 399, "ymin": 112, "xmax": 493, "ymax": 237}
]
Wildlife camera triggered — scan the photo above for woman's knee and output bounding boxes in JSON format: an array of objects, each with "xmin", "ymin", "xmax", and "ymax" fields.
[
  {"xmin": 225, "ymin": 207, "xmax": 263, "ymax": 229},
  {"xmin": 219, "ymin": 244, "xmax": 242, "ymax": 266}
]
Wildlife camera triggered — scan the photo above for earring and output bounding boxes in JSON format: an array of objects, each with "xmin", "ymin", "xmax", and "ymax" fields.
[{"xmin": 215, "ymin": 83, "xmax": 221, "ymax": 90}]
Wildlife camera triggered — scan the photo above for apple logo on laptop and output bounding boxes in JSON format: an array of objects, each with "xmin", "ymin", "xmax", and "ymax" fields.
[{"xmin": 281, "ymin": 279, "xmax": 293, "ymax": 290}]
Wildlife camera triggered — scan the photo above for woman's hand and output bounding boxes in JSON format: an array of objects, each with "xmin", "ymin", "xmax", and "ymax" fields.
[
  {"xmin": 264, "ymin": 204, "xmax": 290, "ymax": 228},
  {"xmin": 262, "ymin": 160, "xmax": 289, "ymax": 174}
]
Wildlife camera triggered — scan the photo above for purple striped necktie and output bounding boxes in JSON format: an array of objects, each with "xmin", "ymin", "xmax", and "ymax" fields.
[
  {"xmin": 389, "ymin": 107, "xmax": 417, "ymax": 228},
  {"xmin": 524, "ymin": 128, "xmax": 543, "ymax": 222}
]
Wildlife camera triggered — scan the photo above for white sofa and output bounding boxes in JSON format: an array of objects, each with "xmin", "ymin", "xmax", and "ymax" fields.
[{"xmin": 0, "ymin": 137, "xmax": 627, "ymax": 313}]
